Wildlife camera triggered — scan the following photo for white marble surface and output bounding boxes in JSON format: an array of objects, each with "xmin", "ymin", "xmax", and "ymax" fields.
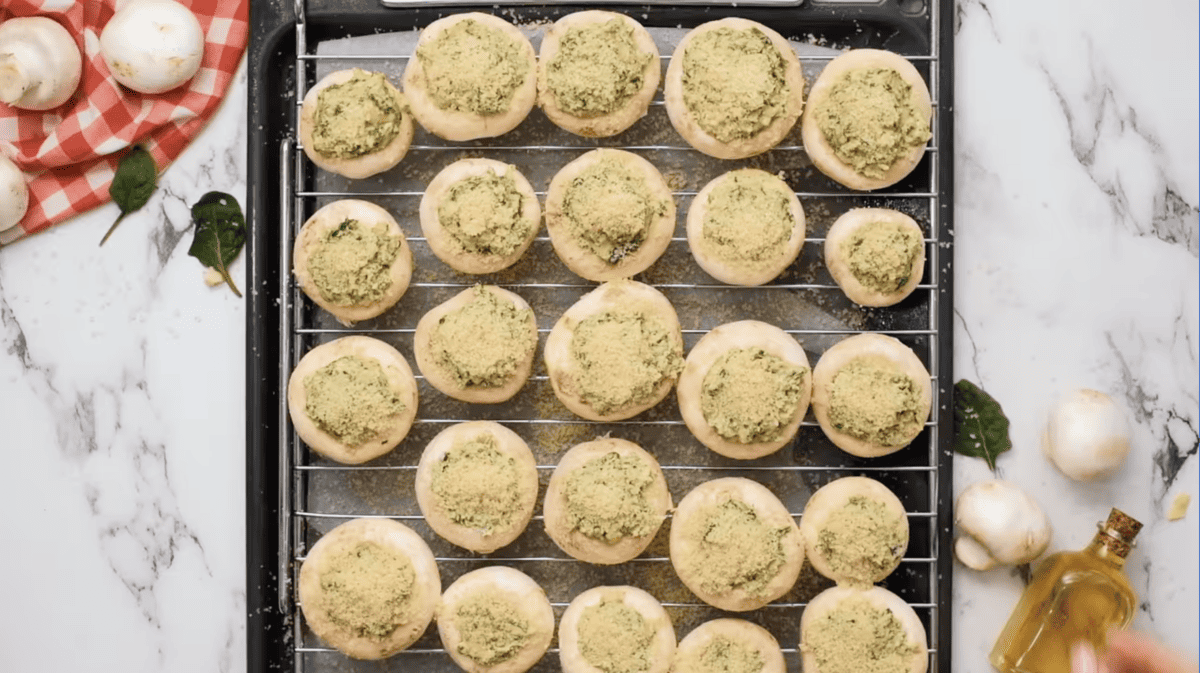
[{"xmin": 0, "ymin": 2, "xmax": 1196, "ymax": 673}]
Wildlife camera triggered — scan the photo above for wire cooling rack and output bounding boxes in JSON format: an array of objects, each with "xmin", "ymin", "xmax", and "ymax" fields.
[{"xmin": 249, "ymin": 1, "xmax": 955, "ymax": 671}]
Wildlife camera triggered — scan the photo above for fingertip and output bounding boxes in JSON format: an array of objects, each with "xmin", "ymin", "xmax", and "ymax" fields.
[{"xmin": 1074, "ymin": 641, "xmax": 1100, "ymax": 673}]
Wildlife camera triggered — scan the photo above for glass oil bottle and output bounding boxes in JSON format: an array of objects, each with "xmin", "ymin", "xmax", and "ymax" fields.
[{"xmin": 990, "ymin": 508, "xmax": 1143, "ymax": 673}]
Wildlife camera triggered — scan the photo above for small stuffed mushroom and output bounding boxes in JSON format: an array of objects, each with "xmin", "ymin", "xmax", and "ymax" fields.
[
  {"xmin": 559, "ymin": 585, "xmax": 677, "ymax": 673},
  {"xmin": 293, "ymin": 199, "xmax": 413, "ymax": 326},
  {"xmin": 677, "ymin": 320, "xmax": 812, "ymax": 460},
  {"xmin": 413, "ymin": 285, "xmax": 538, "ymax": 404},
  {"xmin": 672, "ymin": 619, "xmax": 787, "ymax": 673},
  {"xmin": 825, "ymin": 208, "xmax": 926, "ymax": 307},
  {"xmin": 544, "ymin": 437, "xmax": 672, "ymax": 565},
  {"xmin": 299, "ymin": 69, "xmax": 414, "ymax": 179},
  {"xmin": 810, "ymin": 333, "xmax": 932, "ymax": 458},
  {"xmin": 286, "ymin": 336, "xmax": 418, "ymax": 465},
  {"xmin": 664, "ymin": 18, "xmax": 805, "ymax": 160},
  {"xmin": 544, "ymin": 280, "xmax": 684, "ymax": 422},
  {"xmin": 403, "ymin": 13, "xmax": 537, "ymax": 141},
  {"xmin": 419, "ymin": 159, "xmax": 541, "ymax": 275},
  {"xmin": 298, "ymin": 518, "xmax": 441, "ymax": 660},
  {"xmin": 685, "ymin": 169, "xmax": 806, "ymax": 286},
  {"xmin": 537, "ymin": 11, "xmax": 661, "ymax": 138},
  {"xmin": 436, "ymin": 566, "xmax": 555, "ymax": 673},
  {"xmin": 799, "ymin": 585, "xmax": 929, "ymax": 673},
  {"xmin": 800, "ymin": 476, "xmax": 909, "ymax": 586},
  {"xmin": 415, "ymin": 421, "xmax": 539, "ymax": 554},
  {"xmin": 544, "ymin": 148, "xmax": 675, "ymax": 282},
  {"xmin": 801, "ymin": 49, "xmax": 933, "ymax": 191},
  {"xmin": 669, "ymin": 477, "xmax": 804, "ymax": 612}
]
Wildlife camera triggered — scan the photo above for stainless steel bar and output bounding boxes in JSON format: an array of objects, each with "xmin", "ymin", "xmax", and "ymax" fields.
[
  {"xmin": 293, "ymin": 463, "xmax": 940, "ymax": 472},
  {"xmin": 294, "ymin": 327, "xmax": 942, "ymax": 337},
  {"xmin": 294, "ymin": 510, "xmax": 939, "ymax": 520},
  {"xmin": 295, "ymin": 52, "xmax": 940, "ymax": 61},
  {"xmin": 294, "ymin": 141, "xmax": 938, "ymax": 154},
  {"xmin": 276, "ymin": 139, "xmax": 294, "ymax": 619},
  {"xmin": 294, "ymin": 190, "xmax": 941, "ymax": 199}
]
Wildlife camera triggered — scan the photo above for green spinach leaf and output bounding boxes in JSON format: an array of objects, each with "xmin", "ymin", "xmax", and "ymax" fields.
[
  {"xmin": 100, "ymin": 146, "xmax": 157, "ymax": 245},
  {"xmin": 187, "ymin": 191, "xmax": 246, "ymax": 297},
  {"xmin": 953, "ymin": 379, "xmax": 1013, "ymax": 471}
]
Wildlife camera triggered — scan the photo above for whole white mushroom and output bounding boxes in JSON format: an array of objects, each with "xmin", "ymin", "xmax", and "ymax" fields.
[
  {"xmin": 100, "ymin": 0, "xmax": 204, "ymax": 94},
  {"xmin": 0, "ymin": 153, "xmax": 28, "ymax": 232},
  {"xmin": 0, "ymin": 16, "xmax": 83, "ymax": 110},
  {"xmin": 1042, "ymin": 389, "xmax": 1132, "ymax": 482},
  {"xmin": 954, "ymin": 479, "xmax": 1051, "ymax": 571}
]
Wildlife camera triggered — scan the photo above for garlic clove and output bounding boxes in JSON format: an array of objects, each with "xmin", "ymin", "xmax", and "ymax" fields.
[{"xmin": 0, "ymin": 17, "xmax": 83, "ymax": 110}]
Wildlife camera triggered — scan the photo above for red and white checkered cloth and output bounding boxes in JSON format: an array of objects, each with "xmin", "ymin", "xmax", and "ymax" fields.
[{"xmin": 0, "ymin": 0, "xmax": 248, "ymax": 245}]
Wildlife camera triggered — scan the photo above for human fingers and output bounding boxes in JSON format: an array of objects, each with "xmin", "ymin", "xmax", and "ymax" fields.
[
  {"xmin": 1072, "ymin": 641, "xmax": 1110, "ymax": 673},
  {"xmin": 1104, "ymin": 630, "xmax": 1199, "ymax": 673}
]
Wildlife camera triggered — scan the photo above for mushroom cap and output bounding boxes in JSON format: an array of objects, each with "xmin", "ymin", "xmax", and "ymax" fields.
[
  {"xmin": 298, "ymin": 518, "xmax": 441, "ymax": 660},
  {"xmin": 299, "ymin": 69, "xmax": 414, "ymax": 180},
  {"xmin": 674, "ymin": 619, "xmax": 786, "ymax": 673},
  {"xmin": 800, "ymin": 49, "xmax": 932, "ymax": 191},
  {"xmin": 544, "ymin": 148, "xmax": 676, "ymax": 282},
  {"xmin": 543, "ymin": 437, "xmax": 672, "ymax": 565},
  {"xmin": 664, "ymin": 18, "xmax": 805, "ymax": 160},
  {"xmin": 418, "ymin": 158, "xmax": 541, "ymax": 274},
  {"xmin": 286, "ymin": 335, "xmax": 419, "ymax": 465},
  {"xmin": 402, "ymin": 12, "xmax": 537, "ymax": 141},
  {"xmin": 436, "ymin": 566, "xmax": 555, "ymax": 673},
  {"xmin": 544, "ymin": 279, "xmax": 683, "ymax": 421},
  {"xmin": 412, "ymin": 285, "xmax": 539, "ymax": 404},
  {"xmin": 676, "ymin": 320, "xmax": 812, "ymax": 459},
  {"xmin": 954, "ymin": 479, "xmax": 1051, "ymax": 569},
  {"xmin": 1042, "ymin": 388, "xmax": 1132, "ymax": 482},
  {"xmin": 0, "ymin": 154, "xmax": 28, "ymax": 232},
  {"xmin": 292, "ymin": 199, "xmax": 413, "ymax": 326},
  {"xmin": 0, "ymin": 16, "xmax": 82, "ymax": 110},
  {"xmin": 799, "ymin": 585, "xmax": 928, "ymax": 673},
  {"xmin": 824, "ymin": 207, "xmax": 926, "ymax": 307},
  {"xmin": 537, "ymin": 10, "xmax": 661, "ymax": 138},
  {"xmin": 558, "ymin": 585, "xmax": 676, "ymax": 673},
  {"xmin": 100, "ymin": 0, "xmax": 204, "ymax": 95},
  {"xmin": 414, "ymin": 421, "xmax": 539, "ymax": 554}
]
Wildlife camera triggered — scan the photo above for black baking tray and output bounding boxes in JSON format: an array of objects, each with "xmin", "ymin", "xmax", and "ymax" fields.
[{"xmin": 246, "ymin": 1, "xmax": 955, "ymax": 671}]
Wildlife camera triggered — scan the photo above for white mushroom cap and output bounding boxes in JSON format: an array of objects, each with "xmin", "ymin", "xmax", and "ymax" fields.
[
  {"xmin": 0, "ymin": 153, "xmax": 28, "ymax": 232},
  {"xmin": 954, "ymin": 479, "xmax": 1051, "ymax": 571},
  {"xmin": 1042, "ymin": 389, "xmax": 1132, "ymax": 482},
  {"xmin": 0, "ymin": 16, "xmax": 83, "ymax": 110},
  {"xmin": 100, "ymin": 0, "xmax": 205, "ymax": 95}
]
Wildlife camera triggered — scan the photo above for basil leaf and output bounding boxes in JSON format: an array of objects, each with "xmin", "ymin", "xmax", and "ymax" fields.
[
  {"xmin": 187, "ymin": 191, "xmax": 246, "ymax": 298},
  {"xmin": 953, "ymin": 379, "xmax": 1013, "ymax": 471},
  {"xmin": 100, "ymin": 146, "xmax": 158, "ymax": 246}
]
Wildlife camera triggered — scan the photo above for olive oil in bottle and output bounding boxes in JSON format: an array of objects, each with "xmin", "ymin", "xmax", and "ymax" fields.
[{"xmin": 990, "ymin": 508, "xmax": 1142, "ymax": 673}]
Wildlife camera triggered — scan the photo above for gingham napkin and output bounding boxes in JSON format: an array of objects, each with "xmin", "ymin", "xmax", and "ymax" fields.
[{"xmin": 0, "ymin": 0, "xmax": 249, "ymax": 245}]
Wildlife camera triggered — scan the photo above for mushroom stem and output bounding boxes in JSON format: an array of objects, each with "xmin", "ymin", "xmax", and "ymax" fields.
[{"xmin": 954, "ymin": 535, "xmax": 998, "ymax": 571}]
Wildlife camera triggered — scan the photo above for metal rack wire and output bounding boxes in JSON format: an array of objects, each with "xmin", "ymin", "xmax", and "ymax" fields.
[{"xmin": 276, "ymin": 2, "xmax": 947, "ymax": 671}]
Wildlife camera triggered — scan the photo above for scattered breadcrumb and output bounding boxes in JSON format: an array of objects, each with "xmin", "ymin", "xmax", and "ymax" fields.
[
  {"xmin": 1167, "ymin": 493, "xmax": 1191, "ymax": 521},
  {"xmin": 204, "ymin": 267, "xmax": 224, "ymax": 287}
]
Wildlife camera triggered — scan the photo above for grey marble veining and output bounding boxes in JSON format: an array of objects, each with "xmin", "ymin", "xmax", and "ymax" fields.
[{"xmin": 0, "ymin": 2, "xmax": 1196, "ymax": 672}]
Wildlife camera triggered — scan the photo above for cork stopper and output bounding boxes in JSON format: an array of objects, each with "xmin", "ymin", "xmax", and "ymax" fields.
[{"xmin": 1097, "ymin": 508, "xmax": 1143, "ymax": 558}]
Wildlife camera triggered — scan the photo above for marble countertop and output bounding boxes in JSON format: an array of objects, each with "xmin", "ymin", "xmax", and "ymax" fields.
[{"xmin": 0, "ymin": 2, "xmax": 1195, "ymax": 671}]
